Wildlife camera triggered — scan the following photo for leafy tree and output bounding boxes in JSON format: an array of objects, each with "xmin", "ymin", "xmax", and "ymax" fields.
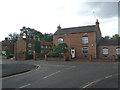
[
  {"xmin": 112, "ymin": 34, "xmax": 120, "ymax": 39},
  {"xmin": 34, "ymin": 41, "xmax": 41, "ymax": 53},
  {"xmin": 5, "ymin": 49, "xmax": 10, "ymax": 59},
  {"xmin": 8, "ymin": 33, "xmax": 19, "ymax": 43},
  {"xmin": 54, "ymin": 43, "xmax": 68, "ymax": 55},
  {"xmin": 41, "ymin": 33, "xmax": 53, "ymax": 42}
]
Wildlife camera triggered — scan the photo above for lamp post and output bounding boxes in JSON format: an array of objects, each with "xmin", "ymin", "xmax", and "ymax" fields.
[{"xmin": 64, "ymin": 34, "xmax": 71, "ymax": 60}]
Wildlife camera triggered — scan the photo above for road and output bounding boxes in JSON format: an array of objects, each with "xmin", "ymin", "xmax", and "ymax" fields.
[{"xmin": 2, "ymin": 60, "xmax": 119, "ymax": 89}]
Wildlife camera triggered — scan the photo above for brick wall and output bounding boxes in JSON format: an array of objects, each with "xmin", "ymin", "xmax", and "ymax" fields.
[
  {"xmin": 98, "ymin": 45, "xmax": 119, "ymax": 60},
  {"xmin": 53, "ymin": 32, "xmax": 97, "ymax": 59},
  {"xmin": 14, "ymin": 39, "xmax": 26, "ymax": 60}
]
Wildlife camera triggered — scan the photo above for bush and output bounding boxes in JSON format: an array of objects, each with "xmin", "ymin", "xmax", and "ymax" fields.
[
  {"xmin": 9, "ymin": 54, "xmax": 14, "ymax": 58},
  {"xmin": 47, "ymin": 52, "xmax": 63, "ymax": 57}
]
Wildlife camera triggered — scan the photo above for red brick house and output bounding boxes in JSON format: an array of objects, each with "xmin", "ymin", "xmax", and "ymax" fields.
[
  {"xmin": 1, "ymin": 38, "xmax": 14, "ymax": 55},
  {"xmin": 98, "ymin": 38, "xmax": 120, "ymax": 60},
  {"xmin": 14, "ymin": 33, "xmax": 53, "ymax": 60},
  {"xmin": 53, "ymin": 19, "xmax": 120, "ymax": 61}
]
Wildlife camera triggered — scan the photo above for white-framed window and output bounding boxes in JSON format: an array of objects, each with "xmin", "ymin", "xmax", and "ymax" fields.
[
  {"xmin": 28, "ymin": 43, "xmax": 32, "ymax": 47},
  {"xmin": 82, "ymin": 47, "xmax": 88, "ymax": 54},
  {"xmin": 28, "ymin": 50, "xmax": 32, "ymax": 55},
  {"xmin": 82, "ymin": 36, "xmax": 88, "ymax": 44},
  {"xmin": 58, "ymin": 38, "xmax": 63, "ymax": 44},
  {"xmin": 103, "ymin": 48, "xmax": 108, "ymax": 55},
  {"xmin": 41, "ymin": 45, "xmax": 43, "ymax": 48},
  {"xmin": 116, "ymin": 47, "xmax": 120, "ymax": 55},
  {"xmin": 41, "ymin": 50, "xmax": 44, "ymax": 53},
  {"xmin": 2, "ymin": 51, "xmax": 6, "ymax": 55}
]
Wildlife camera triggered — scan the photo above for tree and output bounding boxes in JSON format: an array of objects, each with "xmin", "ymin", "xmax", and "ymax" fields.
[
  {"xmin": 34, "ymin": 41, "xmax": 41, "ymax": 53},
  {"xmin": 8, "ymin": 33, "xmax": 19, "ymax": 43},
  {"xmin": 112, "ymin": 34, "xmax": 120, "ymax": 39},
  {"xmin": 54, "ymin": 43, "xmax": 68, "ymax": 55}
]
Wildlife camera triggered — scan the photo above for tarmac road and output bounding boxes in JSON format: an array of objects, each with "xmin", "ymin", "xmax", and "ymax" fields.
[{"xmin": 2, "ymin": 60, "xmax": 119, "ymax": 89}]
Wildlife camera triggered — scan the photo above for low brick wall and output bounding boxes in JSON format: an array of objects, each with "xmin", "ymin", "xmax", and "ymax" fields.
[
  {"xmin": 35, "ymin": 53, "xmax": 46, "ymax": 59},
  {"xmin": 71, "ymin": 58, "xmax": 115, "ymax": 62},
  {"xmin": 46, "ymin": 57, "xmax": 64, "ymax": 61}
]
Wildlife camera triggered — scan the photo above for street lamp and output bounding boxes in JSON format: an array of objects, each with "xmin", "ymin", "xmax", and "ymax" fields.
[{"xmin": 64, "ymin": 34, "xmax": 71, "ymax": 60}]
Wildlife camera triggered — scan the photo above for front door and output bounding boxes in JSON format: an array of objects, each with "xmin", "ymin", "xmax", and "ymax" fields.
[{"xmin": 71, "ymin": 48, "xmax": 75, "ymax": 58}]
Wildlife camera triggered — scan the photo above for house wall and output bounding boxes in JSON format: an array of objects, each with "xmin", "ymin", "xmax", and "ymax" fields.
[
  {"xmin": 14, "ymin": 39, "xmax": 26, "ymax": 60},
  {"xmin": 98, "ymin": 45, "xmax": 120, "ymax": 60},
  {"xmin": 53, "ymin": 32, "xmax": 97, "ymax": 59},
  {"xmin": 2, "ymin": 40, "xmax": 14, "ymax": 54}
]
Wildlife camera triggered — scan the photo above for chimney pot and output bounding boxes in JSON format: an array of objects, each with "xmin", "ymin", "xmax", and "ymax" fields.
[
  {"xmin": 57, "ymin": 24, "xmax": 61, "ymax": 30},
  {"xmin": 95, "ymin": 19, "xmax": 99, "ymax": 26}
]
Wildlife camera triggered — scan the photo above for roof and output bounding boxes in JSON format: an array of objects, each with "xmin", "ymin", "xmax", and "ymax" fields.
[
  {"xmin": 54, "ymin": 25, "xmax": 99, "ymax": 35},
  {"xmin": 99, "ymin": 38, "xmax": 120, "ymax": 46}
]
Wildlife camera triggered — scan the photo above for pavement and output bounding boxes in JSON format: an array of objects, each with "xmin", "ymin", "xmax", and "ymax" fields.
[
  {"xmin": 2, "ymin": 63, "xmax": 38, "ymax": 78},
  {"xmin": 1, "ymin": 59, "xmax": 120, "ymax": 89}
]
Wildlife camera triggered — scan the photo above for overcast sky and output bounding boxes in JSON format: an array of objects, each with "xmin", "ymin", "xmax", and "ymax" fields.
[{"xmin": 0, "ymin": 0, "xmax": 119, "ymax": 41}]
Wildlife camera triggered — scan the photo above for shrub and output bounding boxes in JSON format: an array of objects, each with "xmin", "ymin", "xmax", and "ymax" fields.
[
  {"xmin": 9, "ymin": 54, "xmax": 14, "ymax": 58},
  {"xmin": 47, "ymin": 52, "xmax": 62, "ymax": 57}
]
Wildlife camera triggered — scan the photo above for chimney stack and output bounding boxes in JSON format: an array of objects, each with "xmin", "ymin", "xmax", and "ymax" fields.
[
  {"xmin": 57, "ymin": 24, "xmax": 61, "ymax": 30},
  {"xmin": 33, "ymin": 35, "xmax": 36, "ymax": 40},
  {"xmin": 20, "ymin": 32, "xmax": 23, "ymax": 40},
  {"xmin": 95, "ymin": 19, "xmax": 99, "ymax": 26},
  {"xmin": 38, "ymin": 37, "xmax": 40, "ymax": 41}
]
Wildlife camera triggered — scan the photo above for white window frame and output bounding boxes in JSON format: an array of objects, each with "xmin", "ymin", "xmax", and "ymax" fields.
[
  {"xmin": 41, "ymin": 45, "xmax": 43, "ymax": 48},
  {"xmin": 116, "ymin": 48, "xmax": 120, "ymax": 55},
  {"xmin": 58, "ymin": 38, "xmax": 63, "ymax": 44},
  {"xmin": 82, "ymin": 36, "xmax": 88, "ymax": 44},
  {"xmin": 82, "ymin": 47, "xmax": 88, "ymax": 54},
  {"xmin": 103, "ymin": 48, "xmax": 108, "ymax": 55},
  {"xmin": 28, "ymin": 43, "xmax": 32, "ymax": 47},
  {"xmin": 28, "ymin": 50, "xmax": 32, "ymax": 55}
]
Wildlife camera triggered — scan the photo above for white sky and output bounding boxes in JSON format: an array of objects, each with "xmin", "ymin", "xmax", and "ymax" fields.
[{"xmin": 0, "ymin": 0, "xmax": 119, "ymax": 41}]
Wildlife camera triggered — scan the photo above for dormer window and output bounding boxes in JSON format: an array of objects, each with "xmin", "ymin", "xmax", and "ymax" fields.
[
  {"xmin": 58, "ymin": 38, "xmax": 63, "ymax": 44},
  {"xmin": 82, "ymin": 36, "xmax": 88, "ymax": 44}
]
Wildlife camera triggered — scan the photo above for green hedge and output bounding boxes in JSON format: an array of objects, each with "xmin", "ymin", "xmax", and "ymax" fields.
[{"xmin": 47, "ymin": 52, "xmax": 63, "ymax": 57}]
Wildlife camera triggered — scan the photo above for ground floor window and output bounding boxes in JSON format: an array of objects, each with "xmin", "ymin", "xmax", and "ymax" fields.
[
  {"xmin": 82, "ymin": 47, "xmax": 88, "ymax": 54},
  {"xmin": 103, "ymin": 48, "xmax": 108, "ymax": 55},
  {"xmin": 116, "ymin": 47, "xmax": 120, "ymax": 55},
  {"xmin": 28, "ymin": 50, "xmax": 32, "ymax": 55}
]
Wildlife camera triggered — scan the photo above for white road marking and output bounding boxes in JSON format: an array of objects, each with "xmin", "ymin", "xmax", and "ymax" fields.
[
  {"xmin": 48, "ymin": 65, "xmax": 65, "ymax": 67},
  {"xmin": 105, "ymin": 75, "xmax": 113, "ymax": 79},
  {"xmin": 43, "ymin": 71, "xmax": 61, "ymax": 79},
  {"xmin": 19, "ymin": 83, "xmax": 31, "ymax": 88},
  {"xmin": 66, "ymin": 66, "xmax": 76, "ymax": 70},
  {"xmin": 81, "ymin": 74, "xmax": 116, "ymax": 89},
  {"xmin": 82, "ymin": 79, "xmax": 102, "ymax": 88}
]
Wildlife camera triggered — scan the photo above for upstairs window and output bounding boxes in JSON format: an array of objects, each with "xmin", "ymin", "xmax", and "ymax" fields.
[
  {"xmin": 82, "ymin": 36, "xmax": 88, "ymax": 44},
  {"xmin": 28, "ymin": 43, "xmax": 32, "ymax": 47},
  {"xmin": 103, "ymin": 48, "xmax": 108, "ymax": 55},
  {"xmin": 28, "ymin": 50, "xmax": 32, "ymax": 55},
  {"xmin": 41, "ymin": 45, "xmax": 43, "ymax": 48},
  {"xmin": 82, "ymin": 47, "xmax": 88, "ymax": 54},
  {"xmin": 116, "ymin": 48, "xmax": 120, "ymax": 55},
  {"xmin": 58, "ymin": 38, "xmax": 63, "ymax": 44}
]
